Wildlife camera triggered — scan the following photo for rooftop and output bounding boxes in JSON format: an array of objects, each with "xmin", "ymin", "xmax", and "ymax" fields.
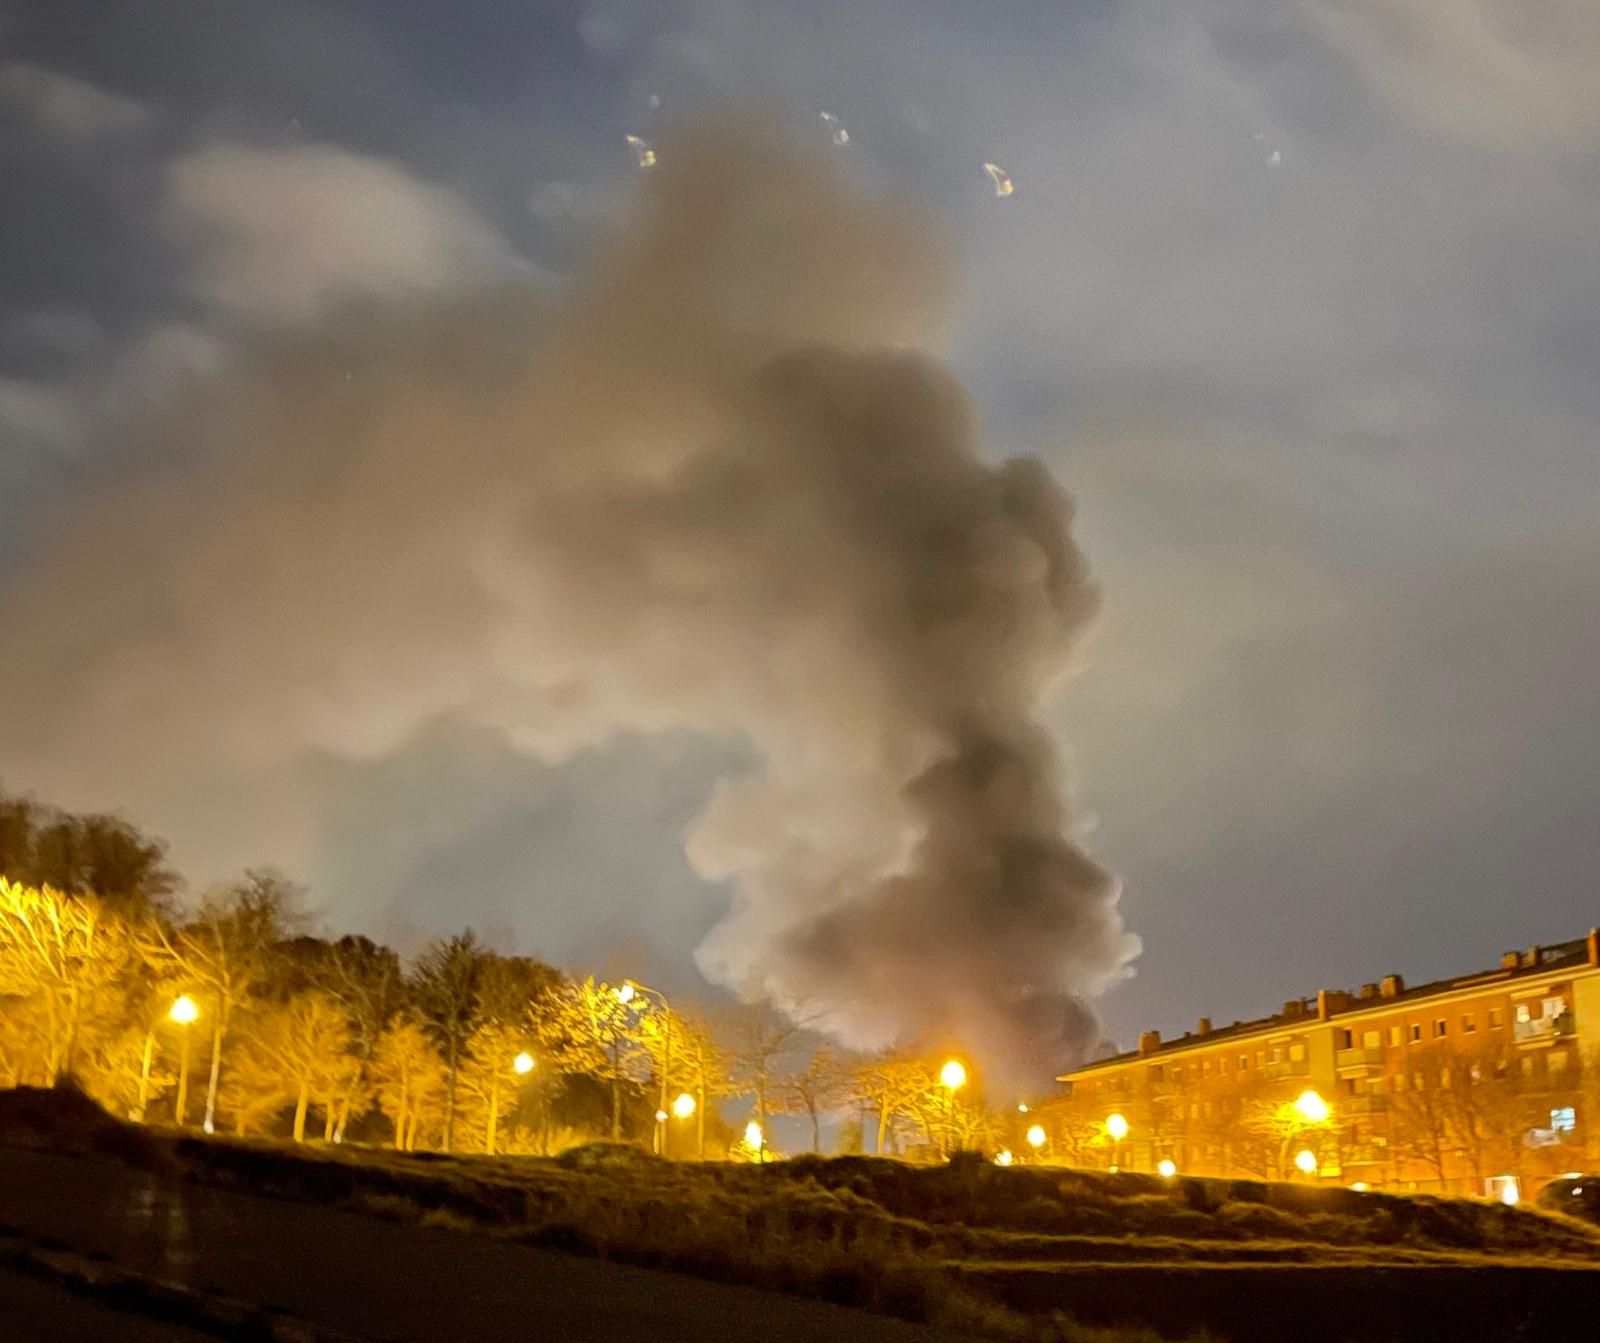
[{"xmin": 1063, "ymin": 929, "xmax": 1599, "ymax": 1077}]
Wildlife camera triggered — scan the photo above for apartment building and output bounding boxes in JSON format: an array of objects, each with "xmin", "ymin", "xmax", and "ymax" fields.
[{"xmin": 1056, "ymin": 930, "xmax": 1600, "ymax": 1197}]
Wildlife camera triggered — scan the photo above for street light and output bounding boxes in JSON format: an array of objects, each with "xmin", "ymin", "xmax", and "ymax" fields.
[
  {"xmin": 994, "ymin": 1149, "xmax": 1015, "ymax": 1167},
  {"xmin": 938, "ymin": 1060, "xmax": 967, "ymax": 1158},
  {"xmin": 1026, "ymin": 1124, "xmax": 1047, "ymax": 1152},
  {"xmin": 1106, "ymin": 1112, "xmax": 1129, "ymax": 1172},
  {"xmin": 513, "ymin": 1051, "xmax": 536, "ymax": 1075},
  {"xmin": 655, "ymin": 1109, "xmax": 669, "ymax": 1124},
  {"xmin": 618, "ymin": 978, "xmax": 677, "ymax": 1156},
  {"xmin": 744, "ymin": 1119, "xmax": 765, "ymax": 1162},
  {"xmin": 1158, "ymin": 1158, "xmax": 1178, "ymax": 1179},
  {"xmin": 169, "ymin": 996, "xmax": 199, "ymax": 1128},
  {"xmin": 671, "ymin": 1091, "xmax": 696, "ymax": 1120},
  {"xmin": 1293, "ymin": 1089, "xmax": 1330, "ymax": 1124},
  {"xmin": 1294, "ymin": 1148, "xmax": 1318, "ymax": 1176}
]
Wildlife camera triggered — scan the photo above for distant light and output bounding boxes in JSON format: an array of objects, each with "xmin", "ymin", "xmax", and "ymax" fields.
[
  {"xmin": 1293, "ymin": 1090, "xmax": 1330, "ymax": 1124},
  {"xmin": 1017, "ymin": 1103, "xmax": 1029, "ymax": 1114},
  {"xmin": 615, "ymin": 983, "xmax": 636, "ymax": 1004},
  {"xmin": 1572, "ymin": 1187, "xmax": 1585, "ymax": 1197},
  {"xmin": 940, "ymin": 1059, "xmax": 967, "ymax": 1091},
  {"xmin": 1026, "ymin": 1124, "xmax": 1047, "ymax": 1150},
  {"xmin": 512, "ymin": 1052, "xmax": 535, "ymax": 1075},
  {"xmin": 1158, "ymin": 1159, "xmax": 1177, "ymax": 1179},
  {"xmin": 1351, "ymin": 1181, "xmax": 1369, "ymax": 1192},
  {"xmin": 1562, "ymin": 1171, "xmax": 1583, "ymax": 1180},
  {"xmin": 744, "ymin": 1120, "xmax": 764, "ymax": 1150},
  {"xmin": 672, "ymin": 1092, "xmax": 696, "ymax": 1119},
  {"xmin": 1498, "ymin": 1177, "xmax": 1521, "ymax": 1207},
  {"xmin": 995, "ymin": 1149, "xmax": 1014, "ymax": 1167},
  {"xmin": 1106, "ymin": 1112, "xmax": 1129, "ymax": 1142},
  {"xmin": 202, "ymin": 1118, "xmax": 214, "ymax": 1135},
  {"xmin": 655, "ymin": 1109, "xmax": 669, "ymax": 1124},
  {"xmin": 1294, "ymin": 1149, "xmax": 1318, "ymax": 1175},
  {"xmin": 168, "ymin": 995, "xmax": 199, "ymax": 1025}
]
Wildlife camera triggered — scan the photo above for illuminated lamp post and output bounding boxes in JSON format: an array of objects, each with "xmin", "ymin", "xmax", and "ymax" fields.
[
  {"xmin": 169, "ymin": 995, "xmax": 199, "ymax": 1127},
  {"xmin": 1106, "ymin": 1112, "xmax": 1129, "ymax": 1172},
  {"xmin": 939, "ymin": 1059, "xmax": 967, "ymax": 1158}
]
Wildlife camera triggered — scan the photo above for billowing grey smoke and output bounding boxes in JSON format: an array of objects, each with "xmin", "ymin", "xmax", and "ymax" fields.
[{"xmin": 0, "ymin": 126, "xmax": 1139, "ymax": 1077}]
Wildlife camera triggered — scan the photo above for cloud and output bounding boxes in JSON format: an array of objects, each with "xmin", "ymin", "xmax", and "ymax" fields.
[
  {"xmin": 0, "ymin": 377, "xmax": 85, "ymax": 451},
  {"xmin": 0, "ymin": 62, "xmax": 152, "ymax": 139},
  {"xmin": 1302, "ymin": 0, "xmax": 1600, "ymax": 150},
  {"xmin": 163, "ymin": 144, "xmax": 519, "ymax": 323}
]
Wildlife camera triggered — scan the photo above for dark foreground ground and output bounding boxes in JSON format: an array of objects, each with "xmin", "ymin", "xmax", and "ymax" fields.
[
  {"xmin": 3, "ymin": 1090, "xmax": 1600, "ymax": 1343},
  {"xmin": 0, "ymin": 1146, "xmax": 982, "ymax": 1343}
]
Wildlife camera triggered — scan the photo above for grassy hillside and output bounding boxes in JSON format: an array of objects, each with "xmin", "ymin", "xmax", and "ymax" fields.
[{"xmin": 5, "ymin": 1087, "xmax": 1599, "ymax": 1342}]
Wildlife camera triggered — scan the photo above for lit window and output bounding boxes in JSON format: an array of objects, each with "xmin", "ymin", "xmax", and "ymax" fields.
[
  {"xmin": 1462, "ymin": 1014, "xmax": 1475, "ymax": 1033},
  {"xmin": 1389, "ymin": 1026, "xmax": 1402, "ymax": 1046},
  {"xmin": 1551, "ymin": 1107, "xmax": 1576, "ymax": 1133},
  {"xmin": 1434, "ymin": 1019, "xmax": 1447, "ymax": 1038},
  {"xmin": 1516, "ymin": 1003, "xmax": 1533, "ymax": 1024},
  {"xmin": 1289, "ymin": 1042, "xmax": 1306, "ymax": 1062},
  {"xmin": 1363, "ymin": 1030, "xmax": 1381, "ymax": 1049}
]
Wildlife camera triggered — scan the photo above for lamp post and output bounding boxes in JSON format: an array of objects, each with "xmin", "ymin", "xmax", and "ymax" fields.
[
  {"xmin": 1025, "ymin": 1123, "xmax": 1047, "ymax": 1161},
  {"xmin": 169, "ymin": 995, "xmax": 199, "ymax": 1127},
  {"xmin": 1280, "ymin": 1089, "xmax": 1331, "ymax": 1180},
  {"xmin": 939, "ymin": 1059, "xmax": 967, "ymax": 1158},
  {"xmin": 1106, "ymin": 1112, "xmax": 1129, "ymax": 1172},
  {"xmin": 618, "ymin": 979, "xmax": 675, "ymax": 1155}
]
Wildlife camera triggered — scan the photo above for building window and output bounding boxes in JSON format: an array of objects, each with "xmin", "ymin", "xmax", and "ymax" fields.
[
  {"xmin": 1342, "ymin": 1078, "xmax": 1358, "ymax": 1096},
  {"xmin": 1239, "ymin": 1054, "xmax": 1250, "ymax": 1070},
  {"xmin": 1434, "ymin": 1019, "xmax": 1447, "ymax": 1038},
  {"xmin": 1363, "ymin": 1030, "xmax": 1381, "ymax": 1049},
  {"xmin": 1521, "ymin": 1056, "xmax": 1535, "ymax": 1078},
  {"xmin": 1551, "ymin": 1106, "xmax": 1576, "ymax": 1133},
  {"xmin": 1410, "ymin": 1024, "xmax": 1422, "ymax": 1043},
  {"xmin": 1462, "ymin": 1014, "xmax": 1475, "ymax": 1033},
  {"xmin": 1340, "ymin": 1029, "xmax": 1354, "ymax": 1049},
  {"xmin": 1394, "ymin": 1074, "xmax": 1406, "ymax": 1092},
  {"xmin": 1289, "ymin": 1042, "xmax": 1306, "ymax": 1062},
  {"xmin": 1201, "ymin": 1059, "xmax": 1211, "ymax": 1075},
  {"xmin": 1389, "ymin": 1026, "xmax": 1402, "ymax": 1046},
  {"xmin": 1489, "ymin": 1008, "xmax": 1503, "ymax": 1029},
  {"xmin": 1548, "ymin": 1050, "xmax": 1570, "ymax": 1075}
]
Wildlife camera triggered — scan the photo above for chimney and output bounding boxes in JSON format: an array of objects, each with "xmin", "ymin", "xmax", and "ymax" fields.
[
  {"xmin": 1358, "ymin": 982, "xmax": 1380, "ymax": 1000},
  {"xmin": 1196, "ymin": 1017, "xmax": 1212, "ymax": 1036},
  {"xmin": 1500, "ymin": 951, "xmax": 1521, "ymax": 971},
  {"xmin": 1523, "ymin": 946, "xmax": 1542, "ymax": 969},
  {"xmin": 1282, "ymin": 999, "xmax": 1306, "ymax": 1020},
  {"xmin": 1318, "ymin": 989, "xmax": 1352, "ymax": 1020},
  {"xmin": 1379, "ymin": 974, "xmax": 1405, "ymax": 999},
  {"xmin": 1588, "ymin": 928, "xmax": 1599, "ymax": 968},
  {"xmin": 1138, "ymin": 1030, "xmax": 1162, "ymax": 1057}
]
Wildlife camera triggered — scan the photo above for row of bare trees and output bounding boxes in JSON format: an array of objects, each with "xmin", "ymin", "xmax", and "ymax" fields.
[{"xmin": 0, "ymin": 789, "xmax": 1022, "ymax": 1159}]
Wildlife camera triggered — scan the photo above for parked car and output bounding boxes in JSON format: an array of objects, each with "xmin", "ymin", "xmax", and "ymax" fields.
[{"xmin": 1536, "ymin": 1173, "xmax": 1600, "ymax": 1226}]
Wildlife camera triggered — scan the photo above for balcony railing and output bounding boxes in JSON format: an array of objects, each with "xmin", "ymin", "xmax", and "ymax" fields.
[
  {"xmin": 1514, "ymin": 1012, "xmax": 1576, "ymax": 1045},
  {"xmin": 1342, "ymin": 1095, "xmax": 1390, "ymax": 1115},
  {"xmin": 1260, "ymin": 1061, "xmax": 1310, "ymax": 1080},
  {"xmin": 1336, "ymin": 1047, "xmax": 1386, "ymax": 1070}
]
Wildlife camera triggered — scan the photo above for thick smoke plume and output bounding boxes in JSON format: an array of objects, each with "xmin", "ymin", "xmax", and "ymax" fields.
[{"xmin": 0, "ymin": 127, "xmax": 1139, "ymax": 1078}]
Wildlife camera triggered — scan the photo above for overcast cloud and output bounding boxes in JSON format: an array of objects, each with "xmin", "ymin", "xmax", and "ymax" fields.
[{"xmin": 0, "ymin": 0, "xmax": 1595, "ymax": 1053}]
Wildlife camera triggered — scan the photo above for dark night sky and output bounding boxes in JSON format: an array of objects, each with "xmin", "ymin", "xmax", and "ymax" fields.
[{"xmin": 1, "ymin": 0, "xmax": 1598, "ymax": 1057}]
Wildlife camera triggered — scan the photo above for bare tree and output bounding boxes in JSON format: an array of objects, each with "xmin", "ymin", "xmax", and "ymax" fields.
[{"xmin": 411, "ymin": 931, "xmax": 487, "ymax": 1152}]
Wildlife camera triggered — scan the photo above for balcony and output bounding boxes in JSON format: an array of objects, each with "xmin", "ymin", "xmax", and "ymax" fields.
[
  {"xmin": 1342, "ymin": 1095, "xmax": 1390, "ymax": 1115},
  {"xmin": 1336, "ymin": 1047, "xmax": 1386, "ymax": 1071},
  {"xmin": 1514, "ymin": 1012, "xmax": 1576, "ymax": 1046},
  {"xmin": 1260, "ymin": 1061, "xmax": 1310, "ymax": 1081}
]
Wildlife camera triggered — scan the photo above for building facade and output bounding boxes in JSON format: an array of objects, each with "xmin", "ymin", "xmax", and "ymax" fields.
[{"xmin": 1055, "ymin": 930, "xmax": 1600, "ymax": 1198}]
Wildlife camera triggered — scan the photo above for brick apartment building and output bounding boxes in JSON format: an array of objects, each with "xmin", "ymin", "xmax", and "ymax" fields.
[{"xmin": 1055, "ymin": 930, "xmax": 1600, "ymax": 1198}]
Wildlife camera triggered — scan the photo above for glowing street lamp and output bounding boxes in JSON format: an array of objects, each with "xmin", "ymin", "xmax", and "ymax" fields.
[
  {"xmin": 1294, "ymin": 1148, "xmax": 1318, "ymax": 1176},
  {"xmin": 1158, "ymin": 1158, "xmax": 1178, "ymax": 1180},
  {"xmin": 614, "ymin": 982, "xmax": 636, "ymax": 1005},
  {"xmin": 994, "ymin": 1149, "xmax": 1015, "ymax": 1167},
  {"xmin": 939, "ymin": 1059, "xmax": 967, "ymax": 1091},
  {"xmin": 169, "ymin": 996, "xmax": 199, "ymax": 1127},
  {"xmin": 1025, "ymin": 1124, "xmax": 1047, "ymax": 1152},
  {"xmin": 671, "ymin": 1091, "xmax": 696, "ymax": 1120},
  {"xmin": 655, "ymin": 1109, "xmax": 669, "ymax": 1124},
  {"xmin": 1105, "ymin": 1112, "xmax": 1129, "ymax": 1172},
  {"xmin": 513, "ymin": 1051, "xmax": 536, "ymax": 1076},
  {"xmin": 744, "ymin": 1119, "xmax": 765, "ymax": 1161},
  {"xmin": 1293, "ymin": 1090, "xmax": 1330, "ymax": 1124}
]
